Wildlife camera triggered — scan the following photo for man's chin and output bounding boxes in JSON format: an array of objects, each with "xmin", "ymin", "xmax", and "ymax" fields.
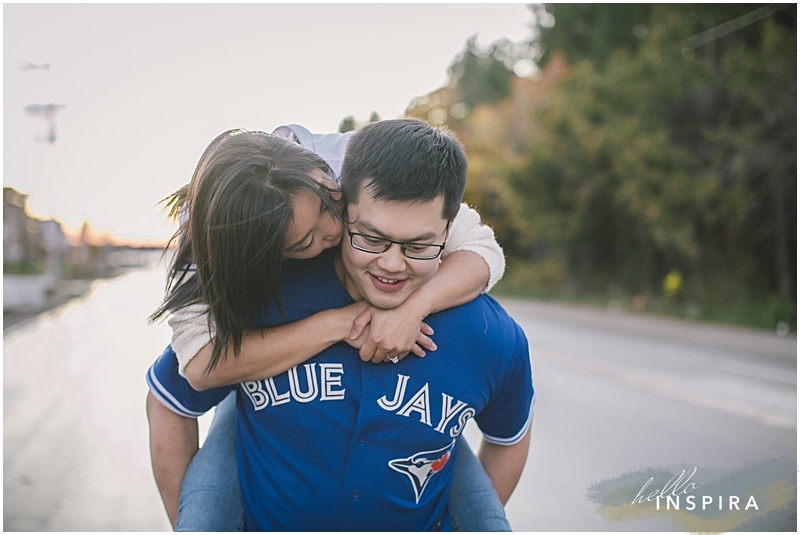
[{"xmin": 363, "ymin": 291, "xmax": 410, "ymax": 310}]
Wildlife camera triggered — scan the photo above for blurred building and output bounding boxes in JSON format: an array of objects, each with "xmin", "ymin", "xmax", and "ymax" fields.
[
  {"xmin": 4, "ymin": 186, "xmax": 164, "ymax": 316},
  {"xmin": 4, "ymin": 186, "xmax": 67, "ymax": 274},
  {"xmin": 4, "ymin": 187, "xmax": 66, "ymax": 311},
  {"xmin": 5, "ymin": 187, "xmax": 39, "ymax": 270}
]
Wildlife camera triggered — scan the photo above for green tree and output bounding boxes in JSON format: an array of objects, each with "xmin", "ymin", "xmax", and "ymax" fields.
[
  {"xmin": 448, "ymin": 35, "xmax": 515, "ymax": 108},
  {"xmin": 338, "ymin": 116, "xmax": 356, "ymax": 133},
  {"xmin": 503, "ymin": 4, "xmax": 796, "ymax": 317},
  {"xmin": 532, "ymin": 4, "xmax": 792, "ymax": 68},
  {"xmin": 533, "ymin": 3, "xmax": 652, "ymax": 67},
  {"xmin": 407, "ymin": 4, "xmax": 795, "ymax": 327}
]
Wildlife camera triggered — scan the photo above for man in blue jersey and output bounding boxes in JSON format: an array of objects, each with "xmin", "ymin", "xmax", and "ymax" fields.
[{"xmin": 148, "ymin": 119, "xmax": 534, "ymax": 531}]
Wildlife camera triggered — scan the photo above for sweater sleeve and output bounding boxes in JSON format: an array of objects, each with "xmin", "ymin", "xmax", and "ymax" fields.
[
  {"xmin": 273, "ymin": 124, "xmax": 353, "ymax": 180},
  {"xmin": 443, "ymin": 203, "xmax": 506, "ymax": 292},
  {"xmin": 168, "ymin": 303, "xmax": 216, "ymax": 377}
]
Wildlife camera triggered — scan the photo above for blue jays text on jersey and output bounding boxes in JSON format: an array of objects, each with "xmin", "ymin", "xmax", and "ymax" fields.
[
  {"xmin": 241, "ymin": 369, "xmax": 477, "ymax": 439},
  {"xmin": 147, "ymin": 249, "xmax": 535, "ymax": 531}
]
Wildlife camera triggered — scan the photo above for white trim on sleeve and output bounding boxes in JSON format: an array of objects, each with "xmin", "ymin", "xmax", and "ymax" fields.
[
  {"xmin": 146, "ymin": 366, "xmax": 205, "ymax": 418},
  {"xmin": 481, "ymin": 392, "xmax": 536, "ymax": 446}
]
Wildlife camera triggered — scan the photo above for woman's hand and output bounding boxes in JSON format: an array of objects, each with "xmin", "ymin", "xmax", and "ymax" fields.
[{"xmin": 349, "ymin": 304, "xmax": 437, "ymax": 363}]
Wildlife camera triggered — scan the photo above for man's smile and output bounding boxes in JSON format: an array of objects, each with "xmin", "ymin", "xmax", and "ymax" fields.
[{"xmin": 370, "ymin": 273, "xmax": 407, "ymax": 292}]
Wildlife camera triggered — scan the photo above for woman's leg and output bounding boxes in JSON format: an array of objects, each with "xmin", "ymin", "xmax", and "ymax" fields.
[
  {"xmin": 175, "ymin": 391, "xmax": 245, "ymax": 532},
  {"xmin": 449, "ymin": 436, "xmax": 512, "ymax": 531}
]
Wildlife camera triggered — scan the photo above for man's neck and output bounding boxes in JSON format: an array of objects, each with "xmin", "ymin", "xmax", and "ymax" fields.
[{"xmin": 333, "ymin": 249, "xmax": 362, "ymax": 302}]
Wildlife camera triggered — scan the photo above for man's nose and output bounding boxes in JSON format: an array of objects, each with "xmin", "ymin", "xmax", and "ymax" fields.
[{"xmin": 376, "ymin": 243, "xmax": 406, "ymax": 273}]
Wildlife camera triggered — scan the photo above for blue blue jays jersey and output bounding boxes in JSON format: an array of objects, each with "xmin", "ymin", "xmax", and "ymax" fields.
[{"xmin": 147, "ymin": 249, "xmax": 534, "ymax": 531}]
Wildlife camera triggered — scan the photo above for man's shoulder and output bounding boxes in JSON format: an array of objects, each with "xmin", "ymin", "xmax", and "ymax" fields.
[
  {"xmin": 281, "ymin": 247, "xmax": 338, "ymax": 280},
  {"xmin": 438, "ymin": 293, "xmax": 516, "ymax": 326},
  {"xmin": 257, "ymin": 249, "xmax": 350, "ymax": 327},
  {"xmin": 430, "ymin": 294, "xmax": 525, "ymax": 353}
]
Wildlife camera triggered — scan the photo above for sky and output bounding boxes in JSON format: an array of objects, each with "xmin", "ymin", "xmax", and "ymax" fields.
[{"xmin": 4, "ymin": 3, "xmax": 534, "ymax": 245}]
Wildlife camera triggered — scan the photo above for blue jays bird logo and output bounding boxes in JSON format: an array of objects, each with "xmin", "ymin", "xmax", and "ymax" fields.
[{"xmin": 388, "ymin": 439, "xmax": 456, "ymax": 503}]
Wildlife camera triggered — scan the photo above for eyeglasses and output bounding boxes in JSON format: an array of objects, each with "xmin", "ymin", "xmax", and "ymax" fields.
[{"xmin": 347, "ymin": 225, "xmax": 449, "ymax": 260}]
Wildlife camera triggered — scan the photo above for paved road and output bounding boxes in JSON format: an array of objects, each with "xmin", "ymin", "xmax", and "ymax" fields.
[
  {"xmin": 4, "ymin": 269, "xmax": 175, "ymax": 531},
  {"xmin": 485, "ymin": 298, "xmax": 797, "ymax": 531},
  {"xmin": 4, "ymin": 268, "xmax": 796, "ymax": 531}
]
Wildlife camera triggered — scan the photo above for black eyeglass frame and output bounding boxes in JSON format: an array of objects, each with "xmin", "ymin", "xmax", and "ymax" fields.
[{"xmin": 347, "ymin": 224, "xmax": 449, "ymax": 260}]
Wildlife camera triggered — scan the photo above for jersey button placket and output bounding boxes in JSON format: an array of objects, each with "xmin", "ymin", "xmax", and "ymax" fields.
[
  {"xmin": 351, "ymin": 489, "xmax": 361, "ymax": 499},
  {"xmin": 357, "ymin": 434, "xmax": 366, "ymax": 444}
]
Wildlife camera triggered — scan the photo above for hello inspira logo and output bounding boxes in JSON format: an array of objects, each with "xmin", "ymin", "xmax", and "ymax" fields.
[
  {"xmin": 586, "ymin": 459, "xmax": 795, "ymax": 532},
  {"xmin": 631, "ymin": 467, "xmax": 759, "ymax": 512}
]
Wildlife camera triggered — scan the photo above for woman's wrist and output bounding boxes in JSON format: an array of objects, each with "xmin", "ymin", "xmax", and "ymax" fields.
[
  {"xmin": 397, "ymin": 288, "xmax": 433, "ymax": 321},
  {"xmin": 328, "ymin": 304, "xmax": 366, "ymax": 343}
]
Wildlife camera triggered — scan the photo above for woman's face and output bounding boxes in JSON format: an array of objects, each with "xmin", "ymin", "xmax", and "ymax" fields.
[{"xmin": 282, "ymin": 169, "xmax": 343, "ymax": 260}]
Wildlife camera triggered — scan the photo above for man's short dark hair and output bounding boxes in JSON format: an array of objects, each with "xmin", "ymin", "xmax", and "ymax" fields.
[{"xmin": 340, "ymin": 119, "xmax": 467, "ymax": 221}]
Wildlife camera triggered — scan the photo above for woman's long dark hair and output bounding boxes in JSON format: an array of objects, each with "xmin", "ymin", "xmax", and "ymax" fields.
[{"xmin": 150, "ymin": 129, "xmax": 342, "ymax": 373}]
